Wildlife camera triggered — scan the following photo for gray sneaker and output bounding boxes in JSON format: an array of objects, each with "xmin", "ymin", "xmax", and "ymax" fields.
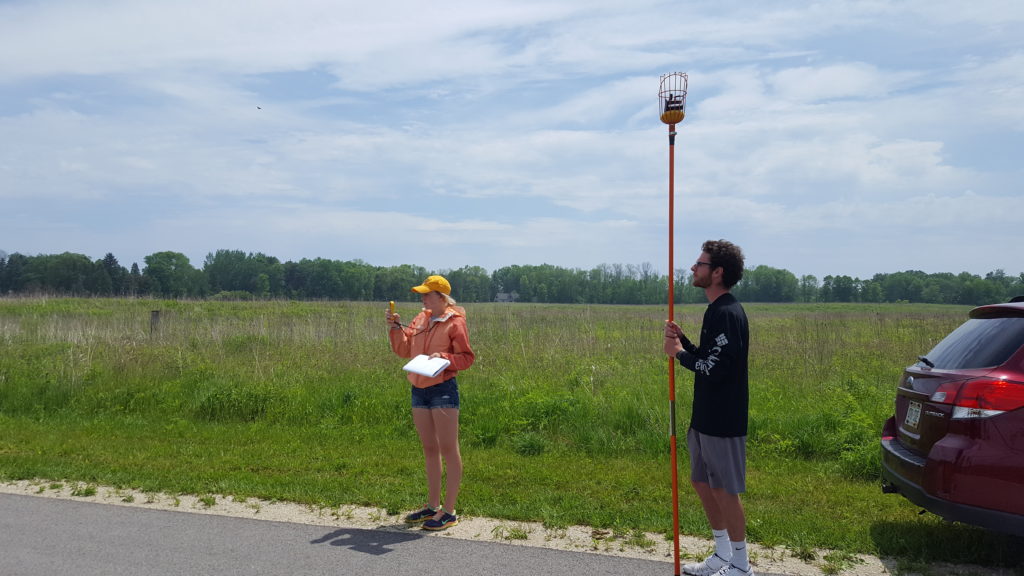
[{"xmin": 682, "ymin": 553, "xmax": 729, "ymax": 576}]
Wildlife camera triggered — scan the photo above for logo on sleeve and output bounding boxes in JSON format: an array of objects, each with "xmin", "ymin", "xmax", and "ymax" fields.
[{"xmin": 715, "ymin": 333, "xmax": 729, "ymax": 347}]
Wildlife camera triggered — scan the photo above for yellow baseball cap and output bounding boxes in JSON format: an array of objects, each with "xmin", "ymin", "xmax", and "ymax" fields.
[{"xmin": 411, "ymin": 275, "xmax": 451, "ymax": 295}]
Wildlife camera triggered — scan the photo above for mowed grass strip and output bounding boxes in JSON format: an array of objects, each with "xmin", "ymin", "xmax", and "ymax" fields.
[{"xmin": 0, "ymin": 298, "xmax": 1020, "ymax": 567}]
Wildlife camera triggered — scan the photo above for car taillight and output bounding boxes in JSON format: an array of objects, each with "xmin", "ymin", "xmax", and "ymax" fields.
[{"xmin": 930, "ymin": 378, "xmax": 1024, "ymax": 419}]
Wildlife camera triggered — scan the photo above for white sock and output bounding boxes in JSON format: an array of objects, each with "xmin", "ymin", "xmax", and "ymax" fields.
[
  {"xmin": 713, "ymin": 529, "xmax": 731, "ymax": 560},
  {"xmin": 731, "ymin": 541, "xmax": 749, "ymax": 570}
]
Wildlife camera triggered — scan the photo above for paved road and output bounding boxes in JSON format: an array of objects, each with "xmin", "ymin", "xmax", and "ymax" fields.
[{"xmin": 0, "ymin": 493, "xmax": 787, "ymax": 575}]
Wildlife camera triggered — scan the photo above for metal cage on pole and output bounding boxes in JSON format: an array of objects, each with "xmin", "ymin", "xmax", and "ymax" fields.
[{"xmin": 659, "ymin": 71, "xmax": 687, "ymax": 576}]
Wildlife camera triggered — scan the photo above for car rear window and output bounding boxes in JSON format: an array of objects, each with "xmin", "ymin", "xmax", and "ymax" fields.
[{"xmin": 924, "ymin": 317, "xmax": 1024, "ymax": 369}]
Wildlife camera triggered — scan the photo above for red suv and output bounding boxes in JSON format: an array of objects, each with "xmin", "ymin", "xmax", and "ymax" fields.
[{"xmin": 881, "ymin": 300, "xmax": 1024, "ymax": 536}]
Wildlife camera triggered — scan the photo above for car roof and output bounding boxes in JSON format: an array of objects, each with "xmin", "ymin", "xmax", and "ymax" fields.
[{"xmin": 970, "ymin": 301, "xmax": 1024, "ymax": 319}]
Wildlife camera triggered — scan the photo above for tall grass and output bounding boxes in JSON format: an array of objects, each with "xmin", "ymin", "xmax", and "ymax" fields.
[{"xmin": 1, "ymin": 297, "xmax": 1020, "ymax": 567}]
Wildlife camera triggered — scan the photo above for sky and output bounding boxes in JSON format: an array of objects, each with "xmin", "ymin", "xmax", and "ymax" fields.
[{"xmin": 1, "ymin": 0, "xmax": 1022, "ymax": 281}]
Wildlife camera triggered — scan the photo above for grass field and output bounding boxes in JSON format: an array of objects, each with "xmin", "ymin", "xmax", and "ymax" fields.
[{"xmin": 1, "ymin": 298, "xmax": 1021, "ymax": 570}]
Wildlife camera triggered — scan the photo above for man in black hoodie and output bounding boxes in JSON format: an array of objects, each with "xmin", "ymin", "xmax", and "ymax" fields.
[{"xmin": 664, "ymin": 239, "xmax": 753, "ymax": 576}]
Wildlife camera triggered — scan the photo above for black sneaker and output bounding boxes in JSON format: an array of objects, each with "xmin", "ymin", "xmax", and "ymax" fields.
[
  {"xmin": 422, "ymin": 511, "xmax": 458, "ymax": 531},
  {"xmin": 403, "ymin": 506, "xmax": 437, "ymax": 524}
]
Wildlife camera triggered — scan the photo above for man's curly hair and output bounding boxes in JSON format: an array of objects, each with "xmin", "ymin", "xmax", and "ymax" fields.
[{"xmin": 702, "ymin": 239, "xmax": 745, "ymax": 289}]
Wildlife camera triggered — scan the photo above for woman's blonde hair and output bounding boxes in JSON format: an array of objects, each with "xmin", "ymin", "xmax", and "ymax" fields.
[{"xmin": 440, "ymin": 292, "xmax": 458, "ymax": 306}]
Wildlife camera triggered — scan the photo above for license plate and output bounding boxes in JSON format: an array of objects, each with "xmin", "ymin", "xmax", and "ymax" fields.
[{"xmin": 905, "ymin": 401, "xmax": 922, "ymax": 428}]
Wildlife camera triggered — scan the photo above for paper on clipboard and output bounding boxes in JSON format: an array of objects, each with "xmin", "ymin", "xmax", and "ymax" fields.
[{"xmin": 402, "ymin": 354, "xmax": 451, "ymax": 378}]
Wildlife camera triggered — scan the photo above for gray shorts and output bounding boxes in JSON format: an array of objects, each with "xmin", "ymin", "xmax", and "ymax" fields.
[{"xmin": 687, "ymin": 428, "xmax": 747, "ymax": 494}]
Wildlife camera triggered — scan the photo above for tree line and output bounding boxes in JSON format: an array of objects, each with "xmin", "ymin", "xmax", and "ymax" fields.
[{"xmin": 0, "ymin": 249, "xmax": 1021, "ymax": 306}]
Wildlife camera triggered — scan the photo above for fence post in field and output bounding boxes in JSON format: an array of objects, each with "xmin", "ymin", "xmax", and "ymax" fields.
[{"xmin": 150, "ymin": 310, "xmax": 161, "ymax": 337}]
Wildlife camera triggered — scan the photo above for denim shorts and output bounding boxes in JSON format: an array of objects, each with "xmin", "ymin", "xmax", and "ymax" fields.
[{"xmin": 411, "ymin": 378, "xmax": 460, "ymax": 410}]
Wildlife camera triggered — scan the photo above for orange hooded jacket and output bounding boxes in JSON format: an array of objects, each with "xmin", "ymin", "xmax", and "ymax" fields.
[{"xmin": 389, "ymin": 306, "xmax": 475, "ymax": 388}]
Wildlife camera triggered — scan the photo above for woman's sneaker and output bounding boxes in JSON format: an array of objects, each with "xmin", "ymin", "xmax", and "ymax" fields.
[
  {"xmin": 682, "ymin": 553, "xmax": 729, "ymax": 576},
  {"xmin": 422, "ymin": 511, "xmax": 459, "ymax": 531},
  {"xmin": 403, "ymin": 506, "xmax": 437, "ymax": 524}
]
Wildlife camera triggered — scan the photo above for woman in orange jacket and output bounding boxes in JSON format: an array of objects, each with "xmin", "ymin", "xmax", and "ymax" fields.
[{"xmin": 386, "ymin": 275, "xmax": 475, "ymax": 531}]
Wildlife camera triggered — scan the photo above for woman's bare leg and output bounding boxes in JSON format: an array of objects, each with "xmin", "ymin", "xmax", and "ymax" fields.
[
  {"xmin": 412, "ymin": 408, "xmax": 442, "ymax": 509},
  {"xmin": 431, "ymin": 407, "xmax": 461, "ymax": 515}
]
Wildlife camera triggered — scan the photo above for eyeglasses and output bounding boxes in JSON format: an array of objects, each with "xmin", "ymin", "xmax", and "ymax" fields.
[{"xmin": 694, "ymin": 261, "xmax": 714, "ymax": 268}]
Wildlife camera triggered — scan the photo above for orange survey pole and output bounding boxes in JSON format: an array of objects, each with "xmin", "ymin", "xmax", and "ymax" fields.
[{"xmin": 659, "ymin": 72, "xmax": 687, "ymax": 576}]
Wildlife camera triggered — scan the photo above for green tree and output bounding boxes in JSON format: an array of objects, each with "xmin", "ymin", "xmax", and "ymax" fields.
[
  {"xmin": 586, "ymin": 265, "xmax": 612, "ymax": 304},
  {"xmin": 921, "ymin": 272, "xmax": 959, "ymax": 304},
  {"xmin": 443, "ymin": 265, "xmax": 492, "ymax": 302},
  {"xmin": 881, "ymin": 271, "xmax": 928, "ymax": 302},
  {"xmin": 283, "ymin": 261, "xmax": 309, "ymax": 298},
  {"xmin": 984, "ymin": 269, "xmax": 1013, "ymax": 302},
  {"xmin": 860, "ymin": 279, "xmax": 883, "ymax": 302},
  {"xmin": 373, "ymin": 264, "xmax": 429, "ymax": 303},
  {"xmin": 636, "ymin": 262, "xmax": 664, "ymax": 305},
  {"xmin": 736, "ymin": 265, "xmax": 798, "ymax": 302},
  {"xmin": 821, "ymin": 275, "xmax": 860, "ymax": 302},
  {"xmin": 204, "ymin": 250, "xmax": 284, "ymax": 298},
  {"xmin": 337, "ymin": 260, "xmax": 375, "ymax": 300},
  {"xmin": 302, "ymin": 258, "xmax": 344, "ymax": 299},
  {"xmin": 87, "ymin": 263, "xmax": 114, "ymax": 296},
  {"xmin": 2, "ymin": 253, "xmax": 30, "ymax": 293},
  {"xmin": 957, "ymin": 273, "xmax": 1004, "ymax": 305},
  {"xmin": 21, "ymin": 253, "xmax": 94, "ymax": 294},
  {"xmin": 491, "ymin": 265, "xmax": 523, "ymax": 298},
  {"xmin": 127, "ymin": 262, "xmax": 146, "ymax": 296},
  {"xmin": 99, "ymin": 253, "xmax": 128, "ymax": 295},
  {"xmin": 144, "ymin": 252, "xmax": 206, "ymax": 298},
  {"xmin": 204, "ymin": 249, "xmax": 249, "ymax": 294},
  {"xmin": 676, "ymin": 268, "xmax": 703, "ymax": 304},
  {"xmin": 799, "ymin": 275, "xmax": 818, "ymax": 302}
]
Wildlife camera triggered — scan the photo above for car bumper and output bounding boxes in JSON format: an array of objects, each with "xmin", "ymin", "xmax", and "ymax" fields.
[{"xmin": 881, "ymin": 437, "xmax": 1024, "ymax": 537}]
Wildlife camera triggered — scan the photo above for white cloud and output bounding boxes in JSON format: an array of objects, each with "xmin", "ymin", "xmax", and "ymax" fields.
[
  {"xmin": 1, "ymin": 0, "xmax": 1022, "ymax": 280},
  {"xmin": 770, "ymin": 64, "xmax": 897, "ymax": 102}
]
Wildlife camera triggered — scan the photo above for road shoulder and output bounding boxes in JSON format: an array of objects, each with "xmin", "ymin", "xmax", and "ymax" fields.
[{"xmin": 0, "ymin": 479, "xmax": 1008, "ymax": 576}]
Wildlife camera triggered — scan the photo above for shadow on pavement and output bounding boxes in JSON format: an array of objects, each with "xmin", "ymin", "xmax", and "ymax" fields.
[{"xmin": 311, "ymin": 525, "xmax": 425, "ymax": 556}]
